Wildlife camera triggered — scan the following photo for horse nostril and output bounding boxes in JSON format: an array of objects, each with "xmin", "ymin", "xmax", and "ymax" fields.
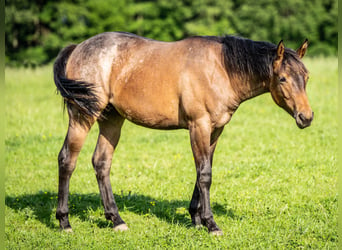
[
  {"xmin": 299, "ymin": 113, "xmax": 306, "ymax": 122},
  {"xmin": 298, "ymin": 112, "xmax": 313, "ymax": 123},
  {"xmin": 296, "ymin": 112, "xmax": 313, "ymax": 128}
]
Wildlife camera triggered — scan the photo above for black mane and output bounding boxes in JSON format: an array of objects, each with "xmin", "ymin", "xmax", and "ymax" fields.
[
  {"xmin": 220, "ymin": 36, "xmax": 276, "ymax": 81},
  {"xmin": 206, "ymin": 35, "xmax": 304, "ymax": 82}
]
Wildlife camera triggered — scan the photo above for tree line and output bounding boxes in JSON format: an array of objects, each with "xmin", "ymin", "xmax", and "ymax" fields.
[{"xmin": 5, "ymin": 0, "xmax": 337, "ymax": 66}]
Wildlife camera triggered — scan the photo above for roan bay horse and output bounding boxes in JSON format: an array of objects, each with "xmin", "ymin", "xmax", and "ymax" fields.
[{"xmin": 54, "ymin": 32, "xmax": 313, "ymax": 235}]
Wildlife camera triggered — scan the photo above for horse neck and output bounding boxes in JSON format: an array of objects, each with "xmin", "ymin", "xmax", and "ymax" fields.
[{"xmin": 232, "ymin": 77, "xmax": 270, "ymax": 104}]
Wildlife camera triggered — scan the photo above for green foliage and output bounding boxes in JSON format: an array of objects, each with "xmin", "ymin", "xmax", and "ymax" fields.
[
  {"xmin": 230, "ymin": 0, "xmax": 337, "ymax": 55},
  {"xmin": 5, "ymin": 0, "xmax": 337, "ymax": 66},
  {"xmin": 5, "ymin": 57, "xmax": 337, "ymax": 248}
]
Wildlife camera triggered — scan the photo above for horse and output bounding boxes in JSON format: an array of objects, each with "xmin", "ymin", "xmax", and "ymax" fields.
[{"xmin": 53, "ymin": 32, "xmax": 313, "ymax": 235}]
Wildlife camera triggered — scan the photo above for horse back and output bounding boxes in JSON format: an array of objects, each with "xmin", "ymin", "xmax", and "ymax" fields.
[{"xmin": 66, "ymin": 32, "xmax": 231, "ymax": 129}]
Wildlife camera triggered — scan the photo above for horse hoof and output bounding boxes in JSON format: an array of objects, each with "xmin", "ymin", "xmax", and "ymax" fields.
[
  {"xmin": 210, "ymin": 230, "xmax": 223, "ymax": 236},
  {"xmin": 61, "ymin": 227, "xmax": 73, "ymax": 233},
  {"xmin": 113, "ymin": 224, "xmax": 129, "ymax": 232}
]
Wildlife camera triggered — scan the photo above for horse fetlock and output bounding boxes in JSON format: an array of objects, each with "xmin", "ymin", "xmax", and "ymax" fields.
[
  {"xmin": 56, "ymin": 212, "xmax": 71, "ymax": 230},
  {"xmin": 105, "ymin": 212, "xmax": 125, "ymax": 226},
  {"xmin": 191, "ymin": 213, "xmax": 202, "ymax": 226},
  {"xmin": 56, "ymin": 209, "xmax": 68, "ymax": 219},
  {"xmin": 206, "ymin": 220, "xmax": 221, "ymax": 233},
  {"xmin": 200, "ymin": 214, "xmax": 218, "ymax": 228}
]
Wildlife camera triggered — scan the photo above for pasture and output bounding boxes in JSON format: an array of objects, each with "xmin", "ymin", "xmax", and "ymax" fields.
[{"xmin": 5, "ymin": 57, "xmax": 337, "ymax": 248}]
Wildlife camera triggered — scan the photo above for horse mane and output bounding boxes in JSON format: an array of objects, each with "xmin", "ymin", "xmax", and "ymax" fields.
[
  {"xmin": 201, "ymin": 35, "xmax": 306, "ymax": 82},
  {"xmin": 219, "ymin": 36, "xmax": 275, "ymax": 81}
]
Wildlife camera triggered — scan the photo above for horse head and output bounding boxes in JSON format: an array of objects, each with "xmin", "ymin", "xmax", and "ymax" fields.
[{"xmin": 270, "ymin": 39, "xmax": 313, "ymax": 129}]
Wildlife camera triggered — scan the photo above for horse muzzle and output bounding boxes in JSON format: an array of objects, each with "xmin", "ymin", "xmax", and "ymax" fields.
[{"xmin": 295, "ymin": 111, "xmax": 314, "ymax": 129}]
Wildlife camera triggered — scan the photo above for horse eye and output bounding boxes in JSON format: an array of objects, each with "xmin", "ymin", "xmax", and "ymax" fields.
[{"xmin": 279, "ymin": 77, "xmax": 286, "ymax": 83}]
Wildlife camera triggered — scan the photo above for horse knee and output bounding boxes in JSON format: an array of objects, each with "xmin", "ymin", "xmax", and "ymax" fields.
[{"xmin": 198, "ymin": 169, "xmax": 212, "ymax": 186}]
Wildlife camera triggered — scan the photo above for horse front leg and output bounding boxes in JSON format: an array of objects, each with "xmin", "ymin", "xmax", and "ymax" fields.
[
  {"xmin": 189, "ymin": 119, "xmax": 223, "ymax": 235},
  {"xmin": 189, "ymin": 184, "xmax": 201, "ymax": 227},
  {"xmin": 189, "ymin": 135, "xmax": 220, "ymax": 228}
]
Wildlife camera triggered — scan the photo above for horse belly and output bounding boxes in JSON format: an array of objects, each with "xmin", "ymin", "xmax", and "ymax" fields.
[{"xmin": 112, "ymin": 85, "xmax": 183, "ymax": 129}]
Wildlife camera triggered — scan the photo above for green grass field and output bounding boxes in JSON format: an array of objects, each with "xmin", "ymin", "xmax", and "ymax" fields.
[{"xmin": 5, "ymin": 57, "xmax": 337, "ymax": 249}]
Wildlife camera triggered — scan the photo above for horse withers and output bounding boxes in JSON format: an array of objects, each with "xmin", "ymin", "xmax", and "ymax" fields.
[{"xmin": 54, "ymin": 32, "xmax": 313, "ymax": 235}]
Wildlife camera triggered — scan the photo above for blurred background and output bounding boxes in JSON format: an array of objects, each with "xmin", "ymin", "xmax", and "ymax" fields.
[{"xmin": 5, "ymin": 0, "xmax": 337, "ymax": 67}]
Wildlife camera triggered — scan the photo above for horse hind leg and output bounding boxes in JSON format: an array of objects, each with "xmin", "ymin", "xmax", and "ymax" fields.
[
  {"xmin": 92, "ymin": 106, "xmax": 127, "ymax": 231},
  {"xmin": 56, "ymin": 105, "xmax": 95, "ymax": 232}
]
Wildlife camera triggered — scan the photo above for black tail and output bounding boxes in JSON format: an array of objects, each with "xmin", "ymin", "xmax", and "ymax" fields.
[{"xmin": 53, "ymin": 44, "xmax": 102, "ymax": 119}]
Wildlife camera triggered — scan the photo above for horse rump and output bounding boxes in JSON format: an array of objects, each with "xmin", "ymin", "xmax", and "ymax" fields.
[{"xmin": 53, "ymin": 44, "xmax": 102, "ymax": 120}]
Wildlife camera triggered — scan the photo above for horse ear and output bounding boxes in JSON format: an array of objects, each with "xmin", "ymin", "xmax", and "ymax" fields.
[
  {"xmin": 296, "ymin": 39, "xmax": 308, "ymax": 58},
  {"xmin": 274, "ymin": 40, "xmax": 285, "ymax": 71}
]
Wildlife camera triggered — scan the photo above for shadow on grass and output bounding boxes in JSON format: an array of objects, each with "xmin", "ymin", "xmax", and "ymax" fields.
[{"xmin": 5, "ymin": 191, "xmax": 232, "ymax": 230}]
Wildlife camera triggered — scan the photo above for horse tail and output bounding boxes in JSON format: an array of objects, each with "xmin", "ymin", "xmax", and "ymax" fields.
[{"xmin": 53, "ymin": 44, "xmax": 102, "ymax": 119}]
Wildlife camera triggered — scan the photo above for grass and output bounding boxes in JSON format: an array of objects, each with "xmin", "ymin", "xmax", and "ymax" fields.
[{"xmin": 5, "ymin": 57, "xmax": 337, "ymax": 249}]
